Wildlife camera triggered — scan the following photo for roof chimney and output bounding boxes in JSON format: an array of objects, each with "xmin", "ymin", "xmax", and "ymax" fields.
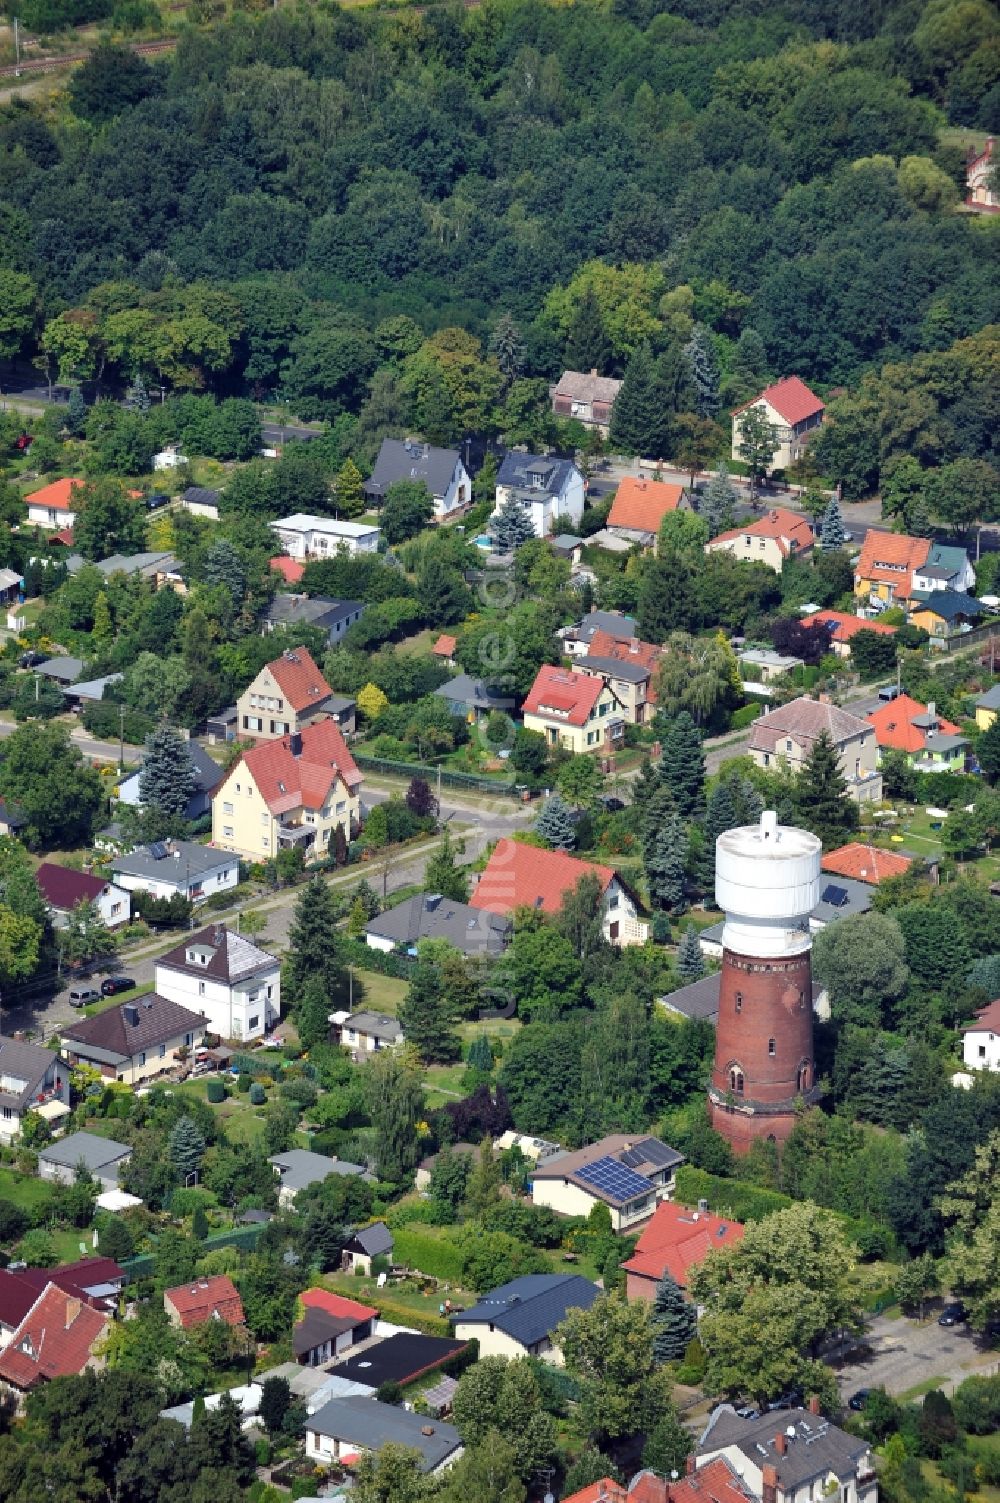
[
  {"xmin": 686, "ymin": 1455, "xmax": 697, "ymax": 1475},
  {"xmin": 64, "ymin": 1296, "xmax": 81, "ymax": 1328},
  {"xmin": 762, "ymin": 1464, "xmax": 778, "ymax": 1503},
  {"xmin": 927, "ymin": 701, "xmax": 936, "ymax": 720},
  {"xmin": 289, "ymin": 730, "xmax": 302, "ymax": 757},
  {"xmin": 775, "ymin": 1434, "xmax": 787, "ymax": 1455}
]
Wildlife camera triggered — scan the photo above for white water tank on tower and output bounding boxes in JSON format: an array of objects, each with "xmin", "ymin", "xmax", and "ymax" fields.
[{"xmin": 715, "ymin": 809, "xmax": 821, "ymax": 959}]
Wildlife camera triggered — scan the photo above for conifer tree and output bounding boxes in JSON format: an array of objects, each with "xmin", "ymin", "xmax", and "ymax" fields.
[
  {"xmin": 124, "ymin": 373, "xmax": 150, "ymax": 412},
  {"xmin": 335, "ymin": 458, "xmax": 366, "ymax": 519},
  {"xmin": 169, "ymin": 1116, "xmax": 205, "ymax": 1182},
  {"xmin": 488, "ymin": 313, "xmax": 526, "ymax": 392},
  {"xmin": 92, "ymin": 591, "xmax": 113, "ymax": 650},
  {"xmin": 296, "ymin": 974, "xmax": 332, "ymax": 1051},
  {"xmin": 700, "ymin": 464, "xmax": 738, "ymax": 536},
  {"xmin": 139, "ymin": 724, "xmax": 196, "ymax": 817},
  {"xmin": 731, "ymin": 327, "xmax": 767, "ymax": 390},
  {"xmin": 796, "ymin": 730, "xmax": 858, "ymax": 848},
  {"xmin": 651, "ymin": 1271, "xmax": 698, "ymax": 1362},
  {"xmin": 682, "ymin": 325, "xmax": 720, "ymax": 417},
  {"xmin": 646, "ymin": 813, "xmax": 688, "ymax": 912},
  {"xmin": 65, "ymin": 385, "xmax": 88, "ymax": 437},
  {"xmin": 658, "ymin": 712, "xmax": 705, "ymax": 816},
  {"xmin": 491, "ymin": 498, "xmax": 536, "ymax": 552},
  {"xmin": 535, "ymin": 794, "xmax": 576, "ymax": 850},
  {"xmin": 285, "ymin": 876, "xmax": 345, "ymax": 1006},
  {"xmin": 399, "ymin": 957, "xmax": 460, "ymax": 1062},
  {"xmin": 609, "ymin": 343, "xmax": 661, "ymax": 457},
  {"xmin": 424, "ymin": 829, "xmax": 469, "ymax": 901},
  {"xmin": 564, "ymin": 288, "xmax": 612, "ymax": 374},
  {"xmin": 676, "ymin": 924, "xmax": 705, "ymax": 982},
  {"xmin": 820, "ymin": 496, "xmax": 846, "ymax": 550}
]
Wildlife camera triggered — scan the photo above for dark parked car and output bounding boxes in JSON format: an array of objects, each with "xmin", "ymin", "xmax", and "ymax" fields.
[
  {"xmin": 101, "ymin": 975, "xmax": 136, "ymax": 997},
  {"xmin": 938, "ymin": 1303, "xmax": 965, "ymax": 1327},
  {"xmin": 848, "ymin": 1389, "xmax": 872, "ymax": 1412},
  {"xmin": 19, "ymin": 650, "xmax": 45, "ymax": 668},
  {"xmin": 146, "ymin": 492, "xmax": 169, "ymax": 510}
]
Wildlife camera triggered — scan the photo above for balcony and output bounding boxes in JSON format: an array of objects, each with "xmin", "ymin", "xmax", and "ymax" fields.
[{"xmin": 277, "ymin": 823, "xmax": 315, "ymax": 850}]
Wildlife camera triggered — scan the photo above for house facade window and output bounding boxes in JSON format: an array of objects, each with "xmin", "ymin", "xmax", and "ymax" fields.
[{"xmin": 768, "ymin": 1038, "xmax": 776, "ymax": 1056}]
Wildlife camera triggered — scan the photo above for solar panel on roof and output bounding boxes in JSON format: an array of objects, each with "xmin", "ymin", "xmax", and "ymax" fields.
[
  {"xmin": 820, "ymin": 884, "xmax": 850, "ymax": 907},
  {"xmin": 575, "ymin": 1155, "xmax": 652, "ymax": 1203},
  {"xmin": 149, "ymin": 841, "xmax": 168, "ymax": 860}
]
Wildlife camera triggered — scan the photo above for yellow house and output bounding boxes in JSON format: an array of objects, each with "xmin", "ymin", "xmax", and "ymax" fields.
[
  {"xmin": 58, "ymin": 994, "xmax": 207, "ymax": 1085},
  {"xmin": 704, "ymin": 507, "xmax": 814, "ymax": 575},
  {"xmin": 212, "ymin": 720, "xmax": 362, "ymax": 862},
  {"xmin": 975, "ymin": 685, "xmax": 1000, "ymax": 731},
  {"xmin": 521, "ymin": 664, "xmax": 625, "ymax": 754},
  {"xmin": 236, "ymin": 645, "xmax": 335, "ymax": 743},
  {"xmin": 731, "ymin": 377, "xmax": 825, "ymax": 471}
]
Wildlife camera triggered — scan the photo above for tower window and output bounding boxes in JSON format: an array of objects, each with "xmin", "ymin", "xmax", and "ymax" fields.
[
  {"xmin": 729, "ymin": 1067, "xmax": 744, "ymax": 1094},
  {"xmin": 799, "ymin": 989, "xmax": 805, "ymax": 1009},
  {"xmin": 735, "ymin": 992, "xmax": 742, "ymax": 1013},
  {"xmin": 798, "ymin": 1061, "xmax": 811, "ymax": 1091},
  {"xmin": 768, "ymin": 1038, "xmax": 776, "ymax": 1056}
]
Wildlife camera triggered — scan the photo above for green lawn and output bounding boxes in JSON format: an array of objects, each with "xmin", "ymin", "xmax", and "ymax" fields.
[
  {"xmin": 0, "ymin": 1166, "xmax": 56, "ymax": 1213},
  {"xmin": 172, "ymin": 1078, "xmax": 268, "ymax": 1145},
  {"xmin": 349, "ymin": 969, "xmax": 408, "ymax": 1016}
]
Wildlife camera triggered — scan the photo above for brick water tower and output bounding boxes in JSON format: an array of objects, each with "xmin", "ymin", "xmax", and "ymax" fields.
[{"xmin": 708, "ymin": 810, "xmax": 822, "ymax": 1152}]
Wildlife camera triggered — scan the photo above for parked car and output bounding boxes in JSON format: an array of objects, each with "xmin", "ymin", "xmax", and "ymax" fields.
[
  {"xmin": 146, "ymin": 492, "xmax": 169, "ymax": 510},
  {"xmin": 938, "ymin": 1303, "xmax": 965, "ymax": 1326},
  {"xmin": 19, "ymin": 650, "xmax": 45, "ymax": 668},
  {"xmin": 68, "ymin": 987, "xmax": 100, "ymax": 1008},
  {"xmin": 101, "ymin": 975, "xmax": 136, "ymax": 997},
  {"xmin": 848, "ymin": 1389, "xmax": 872, "ymax": 1412}
]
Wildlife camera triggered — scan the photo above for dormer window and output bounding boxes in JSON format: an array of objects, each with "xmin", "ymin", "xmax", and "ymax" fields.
[{"xmin": 20, "ymin": 1337, "xmax": 34, "ymax": 1357}]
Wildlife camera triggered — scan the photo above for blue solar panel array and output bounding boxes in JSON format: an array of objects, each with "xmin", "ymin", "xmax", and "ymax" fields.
[{"xmin": 574, "ymin": 1155, "xmax": 652, "ymax": 1204}]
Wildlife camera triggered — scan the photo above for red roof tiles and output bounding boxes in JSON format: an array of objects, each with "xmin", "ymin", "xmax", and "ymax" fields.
[
  {"xmin": 164, "ymin": 1275, "xmax": 245, "ymax": 1329},
  {"xmin": 586, "ymin": 630, "xmax": 661, "ymax": 670},
  {"xmin": 301, "ymin": 1287, "xmax": 378, "ymax": 1323},
  {"xmin": 0, "ymin": 1282, "xmax": 109, "ymax": 1390},
  {"xmin": 821, "ymin": 844, "xmax": 913, "ymax": 884},
  {"xmin": 732, "ymin": 377, "xmax": 824, "ymax": 427},
  {"xmin": 523, "ymin": 665, "xmax": 606, "ymax": 727},
  {"xmin": 855, "ymin": 530, "xmax": 930, "ymax": 599},
  {"xmin": 265, "ymin": 646, "xmax": 332, "ymax": 714},
  {"xmin": 470, "ymin": 838, "xmax": 615, "ymax": 918},
  {"xmin": 962, "ymin": 998, "xmax": 1000, "ymax": 1033},
  {"xmin": 564, "ymin": 1458, "xmax": 749, "ymax": 1503},
  {"xmin": 800, "ymin": 610, "xmax": 897, "ymax": 645},
  {"xmin": 0, "ymin": 1257, "xmax": 123, "ymax": 1333},
  {"xmin": 432, "ymin": 634, "xmax": 457, "ymax": 657},
  {"xmin": 270, "ymin": 555, "xmax": 305, "ymax": 584},
  {"xmin": 608, "ymin": 477, "xmax": 685, "ymax": 532},
  {"xmin": 866, "ymin": 693, "xmax": 960, "ymax": 753},
  {"xmin": 709, "ymin": 508, "xmax": 814, "ymax": 558},
  {"xmin": 622, "ymin": 1200, "xmax": 744, "ymax": 1291},
  {"xmin": 25, "ymin": 478, "xmax": 83, "ymax": 514},
  {"xmin": 229, "ymin": 718, "xmax": 361, "ymax": 816}
]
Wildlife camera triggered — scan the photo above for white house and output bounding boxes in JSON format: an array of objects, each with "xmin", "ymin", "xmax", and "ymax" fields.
[
  {"xmin": 305, "ymin": 1396, "xmax": 463, "ymax": 1474},
  {"xmin": 0, "ymin": 1037, "xmax": 70, "ymax": 1144},
  {"xmin": 110, "ymin": 840, "xmax": 238, "ymax": 905},
  {"xmin": 153, "ymin": 446, "xmax": 187, "ymax": 471},
  {"xmin": 493, "ymin": 452, "xmax": 585, "ymax": 537},
  {"xmin": 154, "ymin": 924, "xmax": 280, "ymax": 1042},
  {"xmin": 24, "ymin": 478, "xmax": 83, "ymax": 531},
  {"xmin": 34, "ymin": 864, "xmax": 130, "ymax": 930},
  {"xmin": 270, "ymin": 514, "xmax": 380, "ymax": 560},
  {"xmin": 697, "ymin": 1404, "xmax": 877, "ymax": 1503},
  {"xmin": 962, "ymin": 998, "xmax": 1000, "ymax": 1074},
  {"xmin": 365, "ymin": 438, "xmax": 471, "ymax": 521}
]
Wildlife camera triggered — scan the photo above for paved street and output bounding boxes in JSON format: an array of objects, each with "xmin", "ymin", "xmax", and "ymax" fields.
[{"xmin": 834, "ymin": 1312, "xmax": 1000, "ymax": 1402}]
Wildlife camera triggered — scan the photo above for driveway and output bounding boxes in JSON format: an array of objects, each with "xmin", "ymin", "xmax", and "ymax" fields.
[{"xmin": 833, "ymin": 1312, "xmax": 999, "ymax": 1401}]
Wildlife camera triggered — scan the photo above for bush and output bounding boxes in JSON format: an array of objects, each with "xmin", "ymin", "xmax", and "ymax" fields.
[
  {"xmin": 376, "ymin": 1380, "xmax": 403, "ymax": 1405},
  {"xmin": 248, "ymin": 1083, "xmax": 266, "ymax": 1106},
  {"xmin": 237, "ymin": 1073, "xmax": 252, "ymax": 1094},
  {"xmin": 254, "ymin": 1438, "xmax": 270, "ymax": 1467},
  {"xmin": 673, "ymin": 1166, "xmax": 793, "ymax": 1223},
  {"xmin": 730, "ymin": 703, "xmax": 761, "ymax": 730},
  {"xmin": 392, "ymin": 1227, "xmax": 465, "ymax": 1282},
  {"xmin": 206, "ymin": 1079, "xmax": 226, "ymax": 1104}
]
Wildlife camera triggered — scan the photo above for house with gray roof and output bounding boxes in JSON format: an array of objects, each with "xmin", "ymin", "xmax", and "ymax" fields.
[
  {"xmin": 343, "ymin": 1221, "xmax": 394, "ymax": 1274},
  {"xmin": 269, "ymin": 1149, "xmax": 373, "ymax": 1206},
  {"xmin": 38, "ymin": 1130, "xmax": 130, "ymax": 1190},
  {"xmin": 531, "ymin": 1133, "xmax": 684, "ymax": 1232},
  {"xmin": 551, "ymin": 370, "xmax": 622, "ymax": 433},
  {"xmin": 432, "ymin": 673, "xmax": 514, "ymax": 721},
  {"xmin": 116, "ymin": 742, "xmax": 223, "ymax": 822},
  {"xmin": 306, "ymin": 1394, "xmax": 463, "ymax": 1473},
  {"xmin": 36, "ymin": 656, "xmax": 83, "ymax": 685},
  {"xmin": 560, "ymin": 610, "xmax": 639, "ymax": 658},
  {"xmin": 365, "ymin": 438, "xmax": 471, "ymax": 521},
  {"xmin": 452, "ymin": 1272, "xmax": 600, "ymax": 1361},
  {"xmin": 697, "ymin": 1404, "xmax": 877, "ymax": 1503},
  {"xmin": 263, "ymin": 593, "xmax": 365, "ymax": 647},
  {"xmin": 364, "ymin": 892, "xmax": 510, "ymax": 960},
  {"xmin": 154, "ymin": 924, "xmax": 279, "ymax": 1043},
  {"xmin": 0, "ymin": 1037, "xmax": 70, "ymax": 1144},
  {"xmin": 335, "ymin": 1011, "xmax": 404, "ymax": 1054},
  {"xmin": 493, "ymin": 451, "xmax": 584, "ymax": 537},
  {"xmin": 748, "ymin": 696, "xmax": 882, "ymax": 803},
  {"xmin": 110, "ymin": 840, "xmax": 238, "ymax": 905}
]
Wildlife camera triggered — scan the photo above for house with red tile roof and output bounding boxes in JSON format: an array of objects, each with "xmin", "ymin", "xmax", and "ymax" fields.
[
  {"xmin": 821, "ymin": 843, "xmax": 913, "ymax": 885},
  {"xmin": 705, "ymin": 508, "xmax": 814, "ymax": 574},
  {"xmin": 564, "ymin": 1457, "xmax": 753, "ymax": 1503},
  {"xmin": 621, "ymin": 1200, "xmax": 744, "ymax": 1301},
  {"xmin": 470, "ymin": 838, "xmax": 648, "ymax": 945},
  {"xmin": 607, "ymin": 477, "xmax": 687, "ymax": 544},
  {"xmin": 0, "ymin": 1282, "xmax": 110, "ymax": 1406},
  {"xmin": 575, "ymin": 630, "xmax": 661, "ymax": 725},
  {"xmin": 236, "ymin": 645, "xmax": 335, "ymax": 743},
  {"xmin": 854, "ymin": 530, "xmax": 931, "ymax": 608},
  {"xmin": 431, "ymin": 633, "xmax": 457, "ymax": 664},
  {"xmin": 522, "ymin": 664, "xmax": 626, "ymax": 754},
  {"xmin": 24, "ymin": 477, "xmax": 84, "ymax": 530},
  {"xmin": 164, "ymin": 1275, "xmax": 245, "ymax": 1330},
  {"xmin": 0, "ymin": 1257, "xmax": 124, "ymax": 1347},
  {"xmin": 800, "ymin": 610, "xmax": 898, "ymax": 660},
  {"xmin": 866, "ymin": 693, "xmax": 967, "ymax": 770},
  {"xmin": 212, "ymin": 718, "xmax": 362, "ymax": 863},
  {"xmin": 731, "ymin": 378, "xmax": 825, "ymax": 472},
  {"xmin": 270, "ymin": 554, "xmax": 305, "ymax": 585},
  {"xmin": 294, "ymin": 1288, "xmax": 378, "ymax": 1365},
  {"xmin": 35, "ymin": 862, "xmax": 130, "ymax": 929}
]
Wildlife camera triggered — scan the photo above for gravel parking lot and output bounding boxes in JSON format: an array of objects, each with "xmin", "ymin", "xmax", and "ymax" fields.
[{"xmin": 835, "ymin": 1312, "xmax": 1000, "ymax": 1401}]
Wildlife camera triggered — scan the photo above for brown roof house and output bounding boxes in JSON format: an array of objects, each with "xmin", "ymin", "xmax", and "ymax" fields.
[
  {"xmin": 531, "ymin": 1133, "xmax": 684, "ymax": 1233},
  {"xmin": 35, "ymin": 863, "xmax": 130, "ymax": 930},
  {"xmin": 747, "ymin": 696, "xmax": 882, "ymax": 803},
  {"xmin": 551, "ymin": 370, "xmax": 623, "ymax": 434},
  {"xmin": 59, "ymin": 994, "xmax": 207, "ymax": 1085},
  {"xmin": 164, "ymin": 1276, "xmax": 245, "ymax": 1330}
]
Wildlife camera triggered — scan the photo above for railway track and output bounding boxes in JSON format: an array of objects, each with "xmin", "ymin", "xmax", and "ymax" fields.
[{"xmin": 0, "ymin": 35, "xmax": 175, "ymax": 79}]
